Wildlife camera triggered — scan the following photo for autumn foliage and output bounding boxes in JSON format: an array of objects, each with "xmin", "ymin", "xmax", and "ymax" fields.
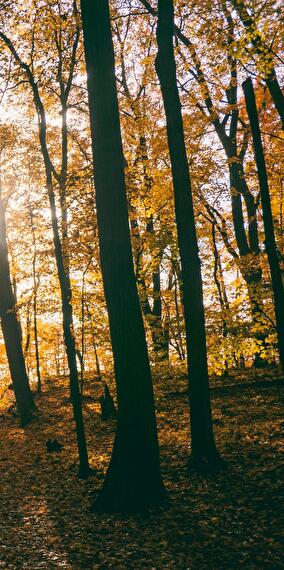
[{"xmin": 0, "ymin": 0, "xmax": 283, "ymax": 563}]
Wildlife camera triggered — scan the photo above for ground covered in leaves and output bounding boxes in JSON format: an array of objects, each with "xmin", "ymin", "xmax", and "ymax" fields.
[{"xmin": 0, "ymin": 367, "xmax": 283, "ymax": 569}]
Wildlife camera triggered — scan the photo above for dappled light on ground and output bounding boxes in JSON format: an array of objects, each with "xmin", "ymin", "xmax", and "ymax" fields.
[{"xmin": 0, "ymin": 370, "xmax": 283, "ymax": 569}]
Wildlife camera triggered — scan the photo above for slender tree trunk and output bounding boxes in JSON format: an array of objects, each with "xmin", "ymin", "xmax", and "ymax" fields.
[
  {"xmin": 172, "ymin": 261, "xmax": 186, "ymax": 361},
  {"xmin": 0, "ymin": 23, "xmax": 89, "ymax": 473},
  {"xmin": 227, "ymin": 160, "xmax": 268, "ymax": 362},
  {"xmin": 0, "ymin": 183, "xmax": 35, "ymax": 426},
  {"xmin": 11, "ymin": 271, "xmax": 23, "ymax": 344},
  {"xmin": 80, "ymin": 267, "xmax": 87, "ymax": 396},
  {"xmin": 81, "ymin": 0, "xmax": 165, "ymax": 511},
  {"xmin": 24, "ymin": 299, "xmax": 32, "ymax": 362},
  {"xmin": 151, "ymin": 266, "xmax": 168, "ymax": 360},
  {"xmin": 33, "ymin": 282, "xmax": 41, "ymax": 394},
  {"xmin": 230, "ymin": 0, "xmax": 284, "ymax": 129},
  {"xmin": 155, "ymin": 0, "xmax": 223, "ymax": 470},
  {"xmin": 46, "ymin": 171, "xmax": 91, "ymax": 477},
  {"xmin": 29, "ymin": 204, "xmax": 42, "ymax": 394},
  {"xmin": 93, "ymin": 341, "xmax": 102, "ymax": 381},
  {"xmin": 211, "ymin": 224, "xmax": 230, "ymax": 374},
  {"xmin": 85, "ymin": 303, "xmax": 102, "ymax": 381},
  {"xmin": 130, "ymin": 205, "xmax": 167, "ymax": 359},
  {"xmin": 243, "ymin": 78, "xmax": 284, "ymax": 373},
  {"xmin": 139, "ymin": 133, "xmax": 168, "ymax": 361},
  {"xmin": 212, "ymin": 224, "xmax": 229, "ymax": 334}
]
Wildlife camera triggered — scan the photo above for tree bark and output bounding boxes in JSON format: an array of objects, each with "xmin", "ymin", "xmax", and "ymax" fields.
[
  {"xmin": 155, "ymin": 0, "xmax": 223, "ymax": 470},
  {"xmin": 0, "ymin": 183, "xmax": 35, "ymax": 426},
  {"xmin": 243, "ymin": 77, "xmax": 284, "ymax": 373},
  {"xmin": 81, "ymin": 0, "xmax": 165, "ymax": 511},
  {"xmin": 46, "ymin": 170, "xmax": 91, "ymax": 477},
  {"xmin": 28, "ymin": 205, "xmax": 41, "ymax": 394}
]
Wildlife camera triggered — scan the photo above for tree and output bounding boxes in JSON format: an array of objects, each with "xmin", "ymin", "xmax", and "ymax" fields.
[
  {"xmin": 0, "ymin": 1, "xmax": 91, "ymax": 477},
  {"xmin": 140, "ymin": 0, "xmax": 270, "ymax": 366},
  {"xmin": 0, "ymin": 137, "xmax": 35, "ymax": 426},
  {"xmin": 230, "ymin": 0, "xmax": 284, "ymax": 129},
  {"xmin": 114, "ymin": 22, "xmax": 169, "ymax": 361},
  {"xmin": 81, "ymin": 0, "xmax": 165, "ymax": 511},
  {"xmin": 155, "ymin": 0, "xmax": 223, "ymax": 470},
  {"xmin": 243, "ymin": 77, "xmax": 284, "ymax": 373},
  {"xmin": 28, "ymin": 198, "xmax": 41, "ymax": 393}
]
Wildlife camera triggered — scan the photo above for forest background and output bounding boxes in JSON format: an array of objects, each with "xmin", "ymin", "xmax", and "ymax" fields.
[
  {"xmin": 0, "ymin": 0, "xmax": 283, "ymax": 384},
  {"xmin": 0, "ymin": 0, "xmax": 283, "ymax": 566}
]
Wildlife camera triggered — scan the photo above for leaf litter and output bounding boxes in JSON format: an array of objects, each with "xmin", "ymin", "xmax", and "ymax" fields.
[{"xmin": 0, "ymin": 366, "xmax": 283, "ymax": 569}]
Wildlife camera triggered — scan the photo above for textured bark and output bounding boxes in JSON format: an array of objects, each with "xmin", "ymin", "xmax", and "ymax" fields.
[
  {"xmin": 81, "ymin": 0, "xmax": 165, "ymax": 511},
  {"xmin": 155, "ymin": 0, "xmax": 223, "ymax": 470}
]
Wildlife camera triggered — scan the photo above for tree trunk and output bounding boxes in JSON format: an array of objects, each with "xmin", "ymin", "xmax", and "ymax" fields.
[
  {"xmin": 28, "ymin": 189, "xmax": 41, "ymax": 393},
  {"xmin": 172, "ymin": 259, "xmax": 186, "ymax": 360},
  {"xmin": 0, "ymin": 187, "xmax": 35, "ymax": 426},
  {"xmin": 139, "ymin": 132, "xmax": 168, "ymax": 361},
  {"xmin": 139, "ymin": 1, "xmax": 269, "ymax": 357},
  {"xmin": 211, "ymin": 223, "xmax": 231, "ymax": 375},
  {"xmin": 81, "ymin": 0, "xmax": 165, "ymax": 511},
  {"xmin": 24, "ymin": 299, "xmax": 32, "ymax": 362},
  {"xmin": 46, "ymin": 172, "xmax": 91, "ymax": 478},
  {"xmin": 33, "ymin": 284, "xmax": 41, "ymax": 395},
  {"xmin": 129, "ymin": 203, "xmax": 168, "ymax": 360},
  {"xmin": 151, "ymin": 265, "xmax": 169, "ymax": 361},
  {"xmin": 212, "ymin": 223, "xmax": 229, "ymax": 335},
  {"xmin": 243, "ymin": 77, "xmax": 284, "ymax": 373},
  {"xmin": 228, "ymin": 161, "xmax": 268, "ymax": 359},
  {"xmin": 230, "ymin": 0, "xmax": 284, "ymax": 129},
  {"xmin": 0, "ymin": 22, "xmax": 90, "ymax": 473},
  {"xmin": 155, "ymin": 0, "xmax": 223, "ymax": 470}
]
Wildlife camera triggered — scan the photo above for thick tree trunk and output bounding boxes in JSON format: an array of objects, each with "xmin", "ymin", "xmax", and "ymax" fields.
[
  {"xmin": 243, "ymin": 78, "xmax": 284, "ymax": 373},
  {"xmin": 81, "ymin": 0, "xmax": 165, "ymax": 511},
  {"xmin": 155, "ymin": 0, "xmax": 223, "ymax": 470},
  {"xmin": 0, "ymin": 189, "xmax": 35, "ymax": 426}
]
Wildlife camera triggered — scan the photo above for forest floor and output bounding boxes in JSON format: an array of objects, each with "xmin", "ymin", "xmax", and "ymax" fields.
[{"xmin": 0, "ymin": 366, "xmax": 283, "ymax": 569}]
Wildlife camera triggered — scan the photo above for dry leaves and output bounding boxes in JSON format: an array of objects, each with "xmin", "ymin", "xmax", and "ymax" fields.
[{"xmin": 0, "ymin": 368, "xmax": 283, "ymax": 569}]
